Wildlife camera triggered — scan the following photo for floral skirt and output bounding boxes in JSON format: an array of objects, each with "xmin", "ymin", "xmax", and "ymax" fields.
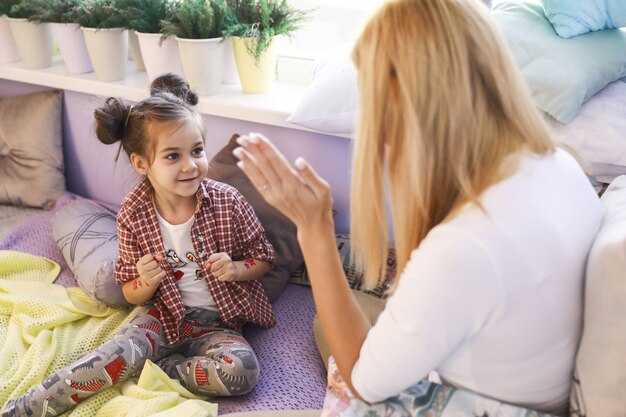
[{"xmin": 321, "ymin": 357, "xmax": 555, "ymax": 417}]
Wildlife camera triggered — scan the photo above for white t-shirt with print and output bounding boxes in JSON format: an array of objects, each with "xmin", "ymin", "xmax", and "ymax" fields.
[
  {"xmin": 155, "ymin": 211, "xmax": 218, "ymax": 311},
  {"xmin": 351, "ymin": 149, "xmax": 603, "ymax": 415}
]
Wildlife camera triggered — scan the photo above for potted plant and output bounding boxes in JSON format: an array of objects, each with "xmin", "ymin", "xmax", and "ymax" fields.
[
  {"xmin": 114, "ymin": 0, "xmax": 151, "ymax": 72},
  {"xmin": 117, "ymin": 0, "xmax": 183, "ymax": 82},
  {"xmin": 6, "ymin": 0, "xmax": 55, "ymax": 68},
  {"xmin": 74, "ymin": 0, "xmax": 129, "ymax": 81},
  {"xmin": 26, "ymin": 0, "xmax": 94, "ymax": 74},
  {"xmin": 161, "ymin": 0, "xmax": 228, "ymax": 96},
  {"xmin": 224, "ymin": 0, "xmax": 308, "ymax": 93},
  {"xmin": 0, "ymin": 0, "xmax": 21, "ymax": 64}
]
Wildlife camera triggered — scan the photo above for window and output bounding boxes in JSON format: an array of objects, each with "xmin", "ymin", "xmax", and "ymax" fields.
[{"xmin": 275, "ymin": 0, "xmax": 383, "ymax": 84}]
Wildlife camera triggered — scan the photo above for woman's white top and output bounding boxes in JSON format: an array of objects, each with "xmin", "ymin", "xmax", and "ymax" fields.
[{"xmin": 351, "ymin": 149, "xmax": 603, "ymax": 415}]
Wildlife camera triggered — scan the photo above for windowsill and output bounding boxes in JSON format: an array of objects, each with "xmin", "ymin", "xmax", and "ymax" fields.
[{"xmin": 0, "ymin": 54, "xmax": 329, "ymax": 134}]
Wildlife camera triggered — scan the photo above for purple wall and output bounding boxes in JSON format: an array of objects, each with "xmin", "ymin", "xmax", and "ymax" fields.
[{"xmin": 0, "ymin": 79, "xmax": 352, "ymax": 233}]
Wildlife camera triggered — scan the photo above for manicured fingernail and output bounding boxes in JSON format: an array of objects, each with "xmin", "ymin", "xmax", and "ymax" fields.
[
  {"xmin": 295, "ymin": 157, "xmax": 307, "ymax": 170},
  {"xmin": 237, "ymin": 161, "xmax": 244, "ymax": 170},
  {"xmin": 233, "ymin": 147, "xmax": 244, "ymax": 159},
  {"xmin": 236, "ymin": 136, "xmax": 249, "ymax": 146},
  {"xmin": 248, "ymin": 133, "xmax": 259, "ymax": 144}
]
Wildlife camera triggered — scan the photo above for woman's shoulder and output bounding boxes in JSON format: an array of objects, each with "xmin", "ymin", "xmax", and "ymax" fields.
[{"xmin": 479, "ymin": 148, "xmax": 599, "ymax": 211}]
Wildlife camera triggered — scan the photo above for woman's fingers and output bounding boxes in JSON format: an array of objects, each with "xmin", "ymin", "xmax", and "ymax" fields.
[
  {"xmin": 237, "ymin": 133, "xmax": 298, "ymax": 184},
  {"xmin": 234, "ymin": 146, "xmax": 271, "ymax": 193},
  {"xmin": 236, "ymin": 134, "xmax": 283, "ymax": 186},
  {"xmin": 294, "ymin": 157, "xmax": 331, "ymax": 200}
]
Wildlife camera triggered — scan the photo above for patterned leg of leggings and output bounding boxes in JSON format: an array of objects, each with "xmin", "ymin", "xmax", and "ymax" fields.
[
  {"xmin": 158, "ymin": 323, "xmax": 259, "ymax": 396},
  {"xmin": 2, "ymin": 308, "xmax": 169, "ymax": 417}
]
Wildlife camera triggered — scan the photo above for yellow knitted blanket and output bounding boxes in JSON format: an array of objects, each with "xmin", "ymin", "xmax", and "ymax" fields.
[{"xmin": 0, "ymin": 251, "xmax": 217, "ymax": 417}]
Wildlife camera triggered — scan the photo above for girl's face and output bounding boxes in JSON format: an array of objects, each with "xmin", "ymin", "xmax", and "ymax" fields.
[{"xmin": 138, "ymin": 119, "xmax": 208, "ymax": 204}]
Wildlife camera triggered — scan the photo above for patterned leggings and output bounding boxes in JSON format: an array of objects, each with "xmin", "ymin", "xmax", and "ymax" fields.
[{"xmin": 2, "ymin": 306, "xmax": 259, "ymax": 417}]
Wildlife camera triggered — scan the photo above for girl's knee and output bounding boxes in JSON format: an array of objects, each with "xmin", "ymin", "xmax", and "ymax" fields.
[
  {"xmin": 198, "ymin": 348, "xmax": 259, "ymax": 396},
  {"xmin": 223, "ymin": 348, "xmax": 260, "ymax": 394}
]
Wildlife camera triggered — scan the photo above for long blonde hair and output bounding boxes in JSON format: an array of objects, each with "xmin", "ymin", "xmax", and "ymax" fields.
[{"xmin": 350, "ymin": 0, "xmax": 555, "ymax": 290}]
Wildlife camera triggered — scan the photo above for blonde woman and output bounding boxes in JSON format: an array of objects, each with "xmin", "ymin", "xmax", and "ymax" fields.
[{"xmin": 234, "ymin": 0, "xmax": 602, "ymax": 415}]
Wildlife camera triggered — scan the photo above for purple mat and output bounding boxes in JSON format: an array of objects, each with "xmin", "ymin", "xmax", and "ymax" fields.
[
  {"xmin": 0, "ymin": 192, "xmax": 80, "ymax": 287},
  {"xmin": 0, "ymin": 193, "xmax": 327, "ymax": 414}
]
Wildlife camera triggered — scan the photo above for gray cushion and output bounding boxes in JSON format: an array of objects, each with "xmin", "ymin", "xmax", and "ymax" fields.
[
  {"xmin": 207, "ymin": 134, "xmax": 304, "ymax": 301},
  {"xmin": 0, "ymin": 90, "xmax": 65, "ymax": 209},
  {"xmin": 52, "ymin": 200, "xmax": 129, "ymax": 308}
]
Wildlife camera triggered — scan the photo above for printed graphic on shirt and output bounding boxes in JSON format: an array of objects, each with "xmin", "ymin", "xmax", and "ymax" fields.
[
  {"xmin": 166, "ymin": 249, "xmax": 187, "ymax": 268},
  {"xmin": 166, "ymin": 249, "xmax": 202, "ymax": 283},
  {"xmin": 174, "ymin": 270, "xmax": 184, "ymax": 281},
  {"xmin": 195, "ymin": 270, "xmax": 204, "ymax": 281}
]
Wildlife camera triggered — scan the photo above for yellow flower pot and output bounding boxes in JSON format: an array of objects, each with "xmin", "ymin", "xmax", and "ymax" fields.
[{"xmin": 232, "ymin": 36, "xmax": 277, "ymax": 94}]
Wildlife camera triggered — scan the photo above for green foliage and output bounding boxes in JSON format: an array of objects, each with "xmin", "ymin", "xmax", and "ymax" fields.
[
  {"xmin": 7, "ymin": 0, "xmax": 41, "ymax": 18},
  {"xmin": 160, "ymin": 0, "xmax": 228, "ymax": 40},
  {"xmin": 224, "ymin": 0, "xmax": 308, "ymax": 64},
  {"xmin": 115, "ymin": 0, "xmax": 173, "ymax": 33},
  {"xmin": 73, "ymin": 0, "xmax": 128, "ymax": 28},
  {"xmin": 0, "ymin": 0, "xmax": 23, "ymax": 16},
  {"xmin": 9, "ymin": 0, "xmax": 81, "ymax": 23}
]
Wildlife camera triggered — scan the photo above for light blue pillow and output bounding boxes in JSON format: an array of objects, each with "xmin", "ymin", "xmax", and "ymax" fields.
[
  {"xmin": 543, "ymin": 0, "xmax": 626, "ymax": 39},
  {"xmin": 492, "ymin": 1, "xmax": 626, "ymax": 124}
]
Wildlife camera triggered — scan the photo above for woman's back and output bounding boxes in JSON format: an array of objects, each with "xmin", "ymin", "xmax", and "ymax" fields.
[{"xmin": 352, "ymin": 149, "xmax": 603, "ymax": 415}]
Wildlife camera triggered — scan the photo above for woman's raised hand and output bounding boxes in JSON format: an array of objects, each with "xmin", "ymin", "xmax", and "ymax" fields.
[{"xmin": 233, "ymin": 132, "xmax": 334, "ymax": 232}]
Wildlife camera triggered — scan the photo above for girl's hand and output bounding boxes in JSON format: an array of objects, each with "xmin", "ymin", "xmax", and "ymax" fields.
[
  {"xmin": 205, "ymin": 252, "xmax": 239, "ymax": 282},
  {"xmin": 233, "ymin": 132, "xmax": 334, "ymax": 232},
  {"xmin": 136, "ymin": 253, "xmax": 166, "ymax": 288}
]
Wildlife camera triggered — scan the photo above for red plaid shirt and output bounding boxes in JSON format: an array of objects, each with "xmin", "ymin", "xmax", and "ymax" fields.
[{"xmin": 115, "ymin": 178, "xmax": 276, "ymax": 344}]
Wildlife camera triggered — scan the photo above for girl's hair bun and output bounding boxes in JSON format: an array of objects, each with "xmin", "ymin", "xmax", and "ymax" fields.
[
  {"xmin": 94, "ymin": 97, "xmax": 132, "ymax": 145},
  {"xmin": 150, "ymin": 73, "xmax": 199, "ymax": 106}
]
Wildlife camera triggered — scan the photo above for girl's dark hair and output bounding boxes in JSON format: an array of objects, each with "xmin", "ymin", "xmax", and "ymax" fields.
[{"xmin": 94, "ymin": 73, "xmax": 203, "ymax": 162}]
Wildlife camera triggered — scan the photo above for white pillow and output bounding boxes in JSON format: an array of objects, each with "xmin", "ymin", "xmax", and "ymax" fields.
[
  {"xmin": 570, "ymin": 175, "xmax": 626, "ymax": 417},
  {"xmin": 546, "ymin": 79, "xmax": 626, "ymax": 183},
  {"xmin": 287, "ymin": 44, "xmax": 358, "ymax": 135}
]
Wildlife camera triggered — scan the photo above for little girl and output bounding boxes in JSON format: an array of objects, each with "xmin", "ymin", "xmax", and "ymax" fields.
[{"xmin": 3, "ymin": 73, "xmax": 276, "ymax": 417}]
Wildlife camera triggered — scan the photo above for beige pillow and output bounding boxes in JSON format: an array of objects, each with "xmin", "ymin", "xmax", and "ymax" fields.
[
  {"xmin": 0, "ymin": 90, "xmax": 65, "ymax": 209},
  {"xmin": 570, "ymin": 175, "xmax": 626, "ymax": 417}
]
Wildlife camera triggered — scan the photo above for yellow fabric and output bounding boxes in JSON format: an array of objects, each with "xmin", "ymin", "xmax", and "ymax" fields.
[
  {"xmin": 96, "ymin": 360, "xmax": 218, "ymax": 417},
  {"xmin": 0, "ymin": 251, "xmax": 217, "ymax": 417}
]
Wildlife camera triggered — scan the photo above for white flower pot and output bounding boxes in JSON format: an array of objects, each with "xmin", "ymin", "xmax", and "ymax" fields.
[
  {"xmin": 176, "ymin": 36, "xmax": 225, "ymax": 96},
  {"xmin": 82, "ymin": 27, "xmax": 128, "ymax": 82},
  {"xmin": 232, "ymin": 36, "xmax": 277, "ymax": 94},
  {"xmin": 128, "ymin": 30, "xmax": 145, "ymax": 72},
  {"xmin": 7, "ymin": 18, "xmax": 53, "ymax": 69},
  {"xmin": 0, "ymin": 15, "xmax": 20, "ymax": 64},
  {"xmin": 222, "ymin": 38, "xmax": 240, "ymax": 85},
  {"xmin": 51, "ymin": 22, "xmax": 93, "ymax": 74},
  {"xmin": 136, "ymin": 32, "xmax": 184, "ymax": 83}
]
